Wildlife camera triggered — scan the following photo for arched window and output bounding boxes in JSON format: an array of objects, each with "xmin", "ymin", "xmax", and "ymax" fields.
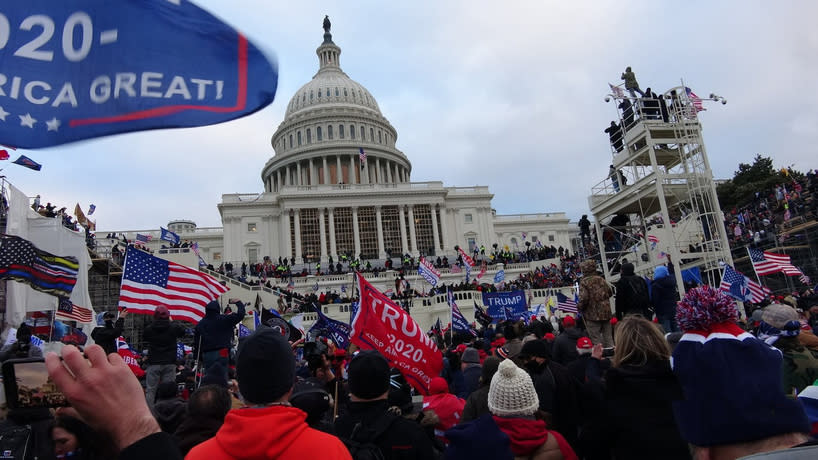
[
  {"xmin": 378, "ymin": 130, "xmax": 382, "ymax": 144},
  {"xmin": 339, "ymin": 125, "xmax": 345, "ymax": 139},
  {"xmin": 344, "ymin": 88, "xmax": 348, "ymax": 97},
  {"xmin": 317, "ymin": 88, "xmax": 321, "ymax": 98},
  {"xmin": 370, "ymin": 128, "xmax": 374, "ymax": 141},
  {"xmin": 317, "ymin": 127, "xmax": 323, "ymax": 141},
  {"xmin": 307, "ymin": 128, "xmax": 312, "ymax": 143},
  {"xmin": 335, "ymin": 88, "xmax": 339, "ymax": 97},
  {"xmin": 289, "ymin": 134, "xmax": 293, "ymax": 149},
  {"xmin": 326, "ymin": 88, "xmax": 330, "ymax": 97},
  {"xmin": 297, "ymin": 131, "xmax": 302, "ymax": 146},
  {"xmin": 310, "ymin": 90, "xmax": 314, "ymax": 101},
  {"xmin": 350, "ymin": 125, "xmax": 355, "ymax": 139},
  {"xmin": 328, "ymin": 125, "xmax": 334, "ymax": 140},
  {"xmin": 360, "ymin": 126, "xmax": 365, "ymax": 140}
]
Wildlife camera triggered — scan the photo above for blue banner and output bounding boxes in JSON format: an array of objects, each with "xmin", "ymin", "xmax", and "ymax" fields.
[
  {"xmin": 0, "ymin": 0, "xmax": 278, "ymax": 148},
  {"xmin": 494, "ymin": 270, "xmax": 505, "ymax": 284},
  {"xmin": 310, "ymin": 310, "xmax": 351, "ymax": 350},
  {"xmin": 482, "ymin": 290, "xmax": 527, "ymax": 322},
  {"xmin": 160, "ymin": 227, "xmax": 180, "ymax": 245}
]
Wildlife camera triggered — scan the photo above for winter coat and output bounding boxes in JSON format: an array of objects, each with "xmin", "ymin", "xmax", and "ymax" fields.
[
  {"xmin": 493, "ymin": 416, "xmax": 578, "ymax": 460},
  {"xmin": 187, "ymin": 405, "xmax": 350, "ymax": 460},
  {"xmin": 532, "ymin": 361, "xmax": 582, "ymax": 450},
  {"xmin": 120, "ymin": 432, "xmax": 183, "ymax": 460},
  {"xmin": 551, "ymin": 328, "xmax": 586, "ymax": 365},
  {"xmin": 578, "ymin": 262, "xmax": 613, "ymax": 322},
  {"xmin": 174, "ymin": 415, "xmax": 225, "ymax": 456},
  {"xmin": 194, "ymin": 301, "xmax": 245, "ymax": 353},
  {"xmin": 462, "ymin": 384, "xmax": 491, "ymax": 423},
  {"xmin": 614, "ymin": 267, "xmax": 651, "ymax": 320},
  {"xmin": 445, "ymin": 414, "xmax": 513, "ymax": 460},
  {"xmin": 334, "ymin": 399, "xmax": 434, "ymax": 459},
  {"xmin": 581, "ymin": 360, "xmax": 690, "ymax": 460},
  {"xmin": 90, "ymin": 318, "xmax": 124, "ymax": 355},
  {"xmin": 460, "ymin": 364, "xmax": 482, "ymax": 399},
  {"xmin": 620, "ymin": 69, "xmax": 638, "ymax": 90},
  {"xmin": 650, "ymin": 267, "xmax": 678, "ymax": 318},
  {"xmin": 143, "ymin": 318, "xmax": 185, "ymax": 365}
]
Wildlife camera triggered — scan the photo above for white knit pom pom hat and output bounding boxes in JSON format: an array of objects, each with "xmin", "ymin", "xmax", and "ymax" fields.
[{"xmin": 488, "ymin": 359, "xmax": 539, "ymax": 417}]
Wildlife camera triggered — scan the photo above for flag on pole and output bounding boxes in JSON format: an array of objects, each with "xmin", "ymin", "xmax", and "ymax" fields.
[
  {"xmin": 719, "ymin": 264, "xmax": 770, "ymax": 303},
  {"xmin": 0, "ymin": 234, "xmax": 79, "ymax": 298},
  {"xmin": 685, "ymin": 87, "xmax": 705, "ymax": 112},
  {"xmin": 160, "ymin": 227, "xmax": 181, "ymax": 245},
  {"xmin": 450, "ymin": 264, "xmax": 462, "ymax": 274},
  {"xmin": 418, "ymin": 257, "xmax": 441, "ymax": 287},
  {"xmin": 799, "ymin": 272, "xmax": 811, "ymax": 285},
  {"xmin": 310, "ymin": 309, "xmax": 351, "ymax": 350},
  {"xmin": 359, "ymin": 147, "xmax": 367, "ymax": 167},
  {"xmin": 87, "ymin": 204, "xmax": 96, "ymax": 216},
  {"xmin": 56, "ymin": 297, "xmax": 94, "ymax": 323},
  {"xmin": 118, "ymin": 246, "xmax": 229, "ymax": 323},
  {"xmin": 556, "ymin": 292, "xmax": 578, "ymax": 314},
  {"xmin": 12, "ymin": 155, "xmax": 41, "ymax": 171},
  {"xmin": 135, "ymin": 233, "xmax": 152, "ymax": 245},
  {"xmin": 449, "ymin": 290, "xmax": 476, "ymax": 336},
  {"xmin": 749, "ymin": 248, "xmax": 802, "ymax": 276},
  {"xmin": 116, "ymin": 336, "xmax": 145, "ymax": 378},
  {"xmin": 473, "ymin": 301, "xmax": 492, "ymax": 327},
  {"xmin": 609, "ymin": 83, "xmax": 625, "ymax": 98}
]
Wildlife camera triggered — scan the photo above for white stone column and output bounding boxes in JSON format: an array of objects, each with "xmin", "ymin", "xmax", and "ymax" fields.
[
  {"xmin": 318, "ymin": 208, "xmax": 327, "ymax": 263},
  {"xmin": 407, "ymin": 205, "xmax": 417, "ymax": 255},
  {"xmin": 328, "ymin": 207, "xmax": 337, "ymax": 258},
  {"xmin": 309, "ymin": 158, "xmax": 315, "ymax": 185},
  {"xmin": 352, "ymin": 206, "xmax": 361, "ymax": 257},
  {"xmin": 296, "ymin": 162, "xmax": 302, "ymax": 186},
  {"xmin": 399, "ymin": 206, "xmax": 408, "ymax": 255},
  {"xmin": 375, "ymin": 157, "xmax": 381, "ymax": 183},
  {"xmin": 336, "ymin": 156, "xmax": 342, "ymax": 183},
  {"xmin": 431, "ymin": 204, "xmax": 440, "ymax": 255},
  {"xmin": 323, "ymin": 157, "xmax": 329, "ymax": 184},
  {"xmin": 294, "ymin": 209, "xmax": 302, "ymax": 261},
  {"xmin": 375, "ymin": 206, "xmax": 385, "ymax": 258},
  {"xmin": 349, "ymin": 155, "xmax": 356, "ymax": 184},
  {"xmin": 387, "ymin": 161, "xmax": 393, "ymax": 183},
  {"xmin": 281, "ymin": 211, "xmax": 291, "ymax": 257},
  {"xmin": 276, "ymin": 170, "xmax": 281, "ymax": 191}
]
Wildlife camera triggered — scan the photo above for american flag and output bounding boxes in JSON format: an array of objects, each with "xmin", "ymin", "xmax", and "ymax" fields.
[
  {"xmin": 359, "ymin": 147, "xmax": 366, "ymax": 164},
  {"xmin": 748, "ymin": 248, "xmax": 802, "ymax": 276},
  {"xmin": 609, "ymin": 82, "xmax": 624, "ymax": 98},
  {"xmin": 136, "ymin": 233, "xmax": 152, "ymax": 244},
  {"xmin": 450, "ymin": 264, "xmax": 462, "ymax": 274},
  {"xmin": 118, "ymin": 246, "xmax": 228, "ymax": 324},
  {"xmin": 286, "ymin": 278, "xmax": 295, "ymax": 289},
  {"xmin": 556, "ymin": 292, "xmax": 578, "ymax": 314},
  {"xmin": 56, "ymin": 297, "xmax": 94, "ymax": 323},
  {"xmin": 800, "ymin": 272, "xmax": 812, "ymax": 285},
  {"xmin": 719, "ymin": 264, "xmax": 770, "ymax": 303},
  {"xmin": 647, "ymin": 235, "xmax": 659, "ymax": 244},
  {"xmin": 685, "ymin": 87, "xmax": 705, "ymax": 112},
  {"xmin": 0, "ymin": 234, "xmax": 79, "ymax": 298}
]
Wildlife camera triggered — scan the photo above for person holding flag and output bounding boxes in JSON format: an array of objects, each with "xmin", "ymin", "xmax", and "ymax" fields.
[
  {"xmin": 91, "ymin": 310, "xmax": 127, "ymax": 355},
  {"xmin": 143, "ymin": 305, "xmax": 186, "ymax": 410}
]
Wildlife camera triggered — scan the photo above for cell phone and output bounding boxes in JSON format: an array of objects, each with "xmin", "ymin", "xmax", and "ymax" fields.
[{"xmin": 2, "ymin": 358, "xmax": 69, "ymax": 410}]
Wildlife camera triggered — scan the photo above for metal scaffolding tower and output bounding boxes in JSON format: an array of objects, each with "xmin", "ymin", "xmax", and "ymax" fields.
[{"xmin": 589, "ymin": 83, "xmax": 733, "ymax": 294}]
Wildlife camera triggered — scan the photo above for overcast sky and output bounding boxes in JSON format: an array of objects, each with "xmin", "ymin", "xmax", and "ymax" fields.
[{"xmin": 6, "ymin": 0, "xmax": 817, "ymax": 231}]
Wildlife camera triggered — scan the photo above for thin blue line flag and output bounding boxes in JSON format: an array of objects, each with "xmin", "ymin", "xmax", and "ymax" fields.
[{"xmin": 0, "ymin": 0, "xmax": 278, "ymax": 149}]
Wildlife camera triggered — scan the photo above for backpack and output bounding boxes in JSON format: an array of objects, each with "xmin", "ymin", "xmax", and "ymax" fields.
[
  {"xmin": 0, "ymin": 423, "xmax": 32, "ymax": 460},
  {"xmin": 341, "ymin": 412, "xmax": 398, "ymax": 460}
]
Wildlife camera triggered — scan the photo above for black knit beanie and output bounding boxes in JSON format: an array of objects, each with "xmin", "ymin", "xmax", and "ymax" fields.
[
  {"xmin": 237, "ymin": 328, "xmax": 295, "ymax": 404},
  {"xmin": 348, "ymin": 350, "xmax": 390, "ymax": 399}
]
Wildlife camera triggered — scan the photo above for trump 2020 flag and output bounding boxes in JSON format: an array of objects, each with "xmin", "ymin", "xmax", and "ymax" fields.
[
  {"xmin": 0, "ymin": 0, "xmax": 278, "ymax": 149},
  {"xmin": 118, "ymin": 246, "xmax": 228, "ymax": 323},
  {"xmin": 160, "ymin": 227, "xmax": 181, "ymax": 245}
]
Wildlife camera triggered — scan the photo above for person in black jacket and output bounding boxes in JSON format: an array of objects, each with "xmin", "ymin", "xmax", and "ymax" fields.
[
  {"xmin": 459, "ymin": 347, "xmax": 482, "ymax": 399},
  {"xmin": 334, "ymin": 350, "xmax": 435, "ymax": 459},
  {"xmin": 193, "ymin": 299, "xmax": 244, "ymax": 383},
  {"xmin": 651, "ymin": 259, "xmax": 679, "ymax": 332},
  {"xmin": 551, "ymin": 316, "xmax": 586, "ymax": 365},
  {"xmin": 144, "ymin": 305, "xmax": 185, "ymax": 409},
  {"xmin": 580, "ymin": 316, "xmax": 690, "ymax": 459},
  {"xmin": 614, "ymin": 262, "xmax": 651, "ymax": 320},
  {"xmin": 462, "ymin": 356, "xmax": 501, "ymax": 423},
  {"xmin": 91, "ymin": 310, "xmax": 126, "ymax": 355}
]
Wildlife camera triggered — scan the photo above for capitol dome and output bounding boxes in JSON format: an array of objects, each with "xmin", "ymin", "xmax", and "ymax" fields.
[{"xmin": 262, "ymin": 17, "xmax": 411, "ymax": 193}]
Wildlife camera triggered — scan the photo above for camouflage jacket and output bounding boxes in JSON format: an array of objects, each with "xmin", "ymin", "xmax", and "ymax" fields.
[
  {"xmin": 781, "ymin": 347, "xmax": 818, "ymax": 396},
  {"xmin": 578, "ymin": 274, "xmax": 613, "ymax": 321}
]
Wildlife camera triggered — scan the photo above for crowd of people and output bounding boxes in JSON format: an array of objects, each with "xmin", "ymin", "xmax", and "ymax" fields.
[{"xmin": 4, "ymin": 252, "xmax": 818, "ymax": 459}]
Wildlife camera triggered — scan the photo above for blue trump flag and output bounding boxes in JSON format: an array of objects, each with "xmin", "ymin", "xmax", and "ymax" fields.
[
  {"xmin": 160, "ymin": 227, "xmax": 180, "ymax": 245},
  {"xmin": 482, "ymin": 290, "xmax": 527, "ymax": 322},
  {"xmin": 0, "ymin": 0, "xmax": 278, "ymax": 148},
  {"xmin": 310, "ymin": 310, "xmax": 351, "ymax": 350}
]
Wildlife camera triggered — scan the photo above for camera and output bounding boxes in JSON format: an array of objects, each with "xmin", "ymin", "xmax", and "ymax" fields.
[{"xmin": 2, "ymin": 358, "xmax": 69, "ymax": 410}]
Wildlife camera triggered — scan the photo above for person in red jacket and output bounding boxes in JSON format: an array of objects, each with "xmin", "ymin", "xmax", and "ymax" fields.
[
  {"xmin": 187, "ymin": 328, "xmax": 351, "ymax": 460},
  {"xmin": 422, "ymin": 377, "xmax": 465, "ymax": 444}
]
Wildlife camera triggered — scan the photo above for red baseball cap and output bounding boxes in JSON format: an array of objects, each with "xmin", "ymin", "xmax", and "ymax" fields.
[
  {"xmin": 563, "ymin": 316, "xmax": 575, "ymax": 328},
  {"xmin": 544, "ymin": 333, "xmax": 555, "ymax": 341},
  {"xmin": 577, "ymin": 337, "xmax": 593, "ymax": 349},
  {"xmin": 455, "ymin": 344, "xmax": 467, "ymax": 353}
]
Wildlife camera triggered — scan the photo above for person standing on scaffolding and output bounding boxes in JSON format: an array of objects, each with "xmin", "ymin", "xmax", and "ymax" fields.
[{"xmin": 621, "ymin": 66, "xmax": 645, "ymax": 98}]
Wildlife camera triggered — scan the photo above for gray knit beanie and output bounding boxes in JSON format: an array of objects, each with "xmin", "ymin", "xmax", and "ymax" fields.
[{"xmin": 488, "ymin": 360, "xmax": 539, "ymax": 417}]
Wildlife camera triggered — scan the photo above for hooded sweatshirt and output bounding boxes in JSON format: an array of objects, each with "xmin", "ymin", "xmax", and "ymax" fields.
[
  {"xmin": 493, "ymin": 417, "xmax": 577, "ymax": 460},
  {"xmin": 186, "ymin": 405, "xmax": 350, "ymax": 460},
  {"xmin": 194, "ymin": 301, "xmax": 245, "ymax": 352},
  {"xmin": 651, "ymin": 266, "xmax": 678, "ymax": 317}
]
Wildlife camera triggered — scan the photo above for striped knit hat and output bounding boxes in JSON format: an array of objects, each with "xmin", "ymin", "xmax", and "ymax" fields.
[
  {"xmin": 488, "ymin": 360, "xmax": 539, "ymax": 417},
  {"xmin": 672, "ymin": 286, "xmax": 809, "ymax": 446}
]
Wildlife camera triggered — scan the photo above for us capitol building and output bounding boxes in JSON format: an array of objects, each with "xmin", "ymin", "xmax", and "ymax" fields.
[{"xmin": 107, "ymin": 18, "xmax": 575, "ymax": 271}]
